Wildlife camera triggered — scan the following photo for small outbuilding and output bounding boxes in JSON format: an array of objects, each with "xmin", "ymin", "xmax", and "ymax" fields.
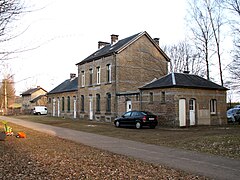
[{"xmin": 139, "ymin": 72, "xmax": 228, "ymax": 127}]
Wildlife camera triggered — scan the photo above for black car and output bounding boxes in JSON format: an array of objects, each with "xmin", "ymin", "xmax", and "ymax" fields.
[
  {"xmin": 227, "ymin": 108, "xmax": 240, "ymax": 124},
  {"xmin": 114, "ymin": 111, "xmax": 158, "ymax": 129}
]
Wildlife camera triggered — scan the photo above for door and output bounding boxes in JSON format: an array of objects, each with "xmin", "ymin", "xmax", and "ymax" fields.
[
  {"xmin": 179, "ymin": 99, "xmax": 186, "ymax": 127},
  {"xmin": 126, "ymin": 100, "xmax": 132, "ymax": 112},
  {"xmin": 89, "ymin": 95, "xmax": 93, "ymax": 120},
  {"xmin": 52, "ymin": 99, "xmax": 56, "ymax": 117},
  {"xmin": 73, "ymin": 97, "xmax": 77, "ymax": 119},
  {"xmin": 189, "ymin": 99, "xmax": 196, "ymax": 126},
  {"xmin": 57, "ymin": 98, "xmax": 60, "ymax": 117}
]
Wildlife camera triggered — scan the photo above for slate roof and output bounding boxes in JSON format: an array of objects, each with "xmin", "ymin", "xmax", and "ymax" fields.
[
  {"xmin": 48, "ymin": 77, "xmax": 78, "ymax": 94},
  {"xmin": 21, "ymin": 87, "xmax": 47, "ymax": 96},
  {"xmin": 140, "ymin": 73, "xmax": 228, "ymax": 90},
  {"xmin": 76, "ymin": 31, "xmax": 170, "ymax": 65}
]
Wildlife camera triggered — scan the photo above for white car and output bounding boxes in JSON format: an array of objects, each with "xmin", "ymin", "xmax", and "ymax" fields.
[{"xmin": 33, "ymin": 106, "xmax": 48, "ymax": 115}]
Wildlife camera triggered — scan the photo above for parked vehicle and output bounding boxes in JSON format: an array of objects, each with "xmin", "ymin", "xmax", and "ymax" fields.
[
  {"xmin": 33, "ymin": 106, "xmax": 48, "ymax": 115},
  {"xmin": 227, "ymin": 108, "xmax": 240, "ymax": 124},
  {"xmin": 114, "ymin": 111, "xmax": 158, "ymax": 129},
  {"xmin": 234, "ymin": 105, "xmax": 240, "ymax": 108}
]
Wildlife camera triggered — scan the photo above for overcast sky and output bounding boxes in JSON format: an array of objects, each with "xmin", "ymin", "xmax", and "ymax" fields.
[{"xmin": 3, "ymin": 0, "xmax": 188, "ymax": 94}]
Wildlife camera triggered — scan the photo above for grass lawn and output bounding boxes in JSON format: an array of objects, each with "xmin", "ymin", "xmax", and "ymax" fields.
[{"xmin": 11, "ymin": 115, "xmax": 240, "ymax": 159}]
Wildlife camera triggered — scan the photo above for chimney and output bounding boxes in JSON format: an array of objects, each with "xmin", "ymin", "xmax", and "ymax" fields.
[
  {"xmin": 153, "ymin": 38, "xmax": 160, "ymax": 45},
  {"xmin": 98, "ymin": 41, "xmax": 110, "ymax": 49},
  {"xmin": 70, "ymin": 73, "xmax": 76, "ymax": 80},
  {"xmin": 111, "ymin": 34, "xmax": 119, "ymax": 44}
]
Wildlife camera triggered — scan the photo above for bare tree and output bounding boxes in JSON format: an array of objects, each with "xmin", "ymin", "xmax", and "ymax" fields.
[
  {"xmin": 164, "ymin": 41, "xmax": 206, "ymax": 76},
  {"xmin": 225, "ymin": 0, "xmax": 240, "ymax": 92},
  {"xmin": 186, "ymin": 0, "xmax": 214, "ymax": 80},
  {"xmin": 187, "ymin": 0, "xmax": 225, "ymax": 85},
  {"xmin": 0, "ymin": 74, "xmax": 16, "ymax": 115},
  {"xmin": 0, "ymin": 0, "xmax": 26, "ymax": 61},
  {"xmin": 205, "ymin": 0, "xmax": 224, "ymax": 86}
]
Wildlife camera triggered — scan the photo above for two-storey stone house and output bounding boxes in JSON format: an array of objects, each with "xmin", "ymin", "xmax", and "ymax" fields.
[
  {"xmin": 21, "ymin": 86, "xmax": 47, "ymax": 113},
  {"xmin": 76, "ymin": 31, "xmax": 170, "ymax": 121}
]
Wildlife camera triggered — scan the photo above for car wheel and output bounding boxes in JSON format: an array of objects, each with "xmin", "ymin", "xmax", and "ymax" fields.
[
  {"xmin": 115, "ymin": 121, "xmax": 120, "ymax": 127},
  {"xmin": 135, "ymin": 122, "xmax": 141, "ymax": 129},
  {"xmin": 37, "ymin": 112, "xmax": 41, "ymax": 115}
]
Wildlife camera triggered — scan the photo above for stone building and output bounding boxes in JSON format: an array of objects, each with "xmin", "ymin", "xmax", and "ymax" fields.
[
  {"xmin": 21, "ymin": 86, "xmax": 47, "ymax": 113},
  {"xmin": 47, "ymin": 31, "xmax": 228, "ymax": 127},
  {"xmin": 47, "ymin": 73, "xmax": 78, "ymax": 119},
  {"xmin": 139, "ymin": 73, "xmax": 228, "ymax": 127},
  {"xmin": 76, "ymin": 31, "xmax": 170, "ymax": 121}
]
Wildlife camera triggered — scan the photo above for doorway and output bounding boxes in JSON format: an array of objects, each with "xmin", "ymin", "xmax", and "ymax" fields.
[
  {"xmin": 179, "ymin": 99, "xmax": 186, "ymax": 127},
  {"xmin": 57, "ymin": 98, "xmax": 60, "ymax": 117},
  {"xmin": 89, "ymin": 95, "xmax": 93, "ymax": 120},
  {"xmin": 52, "ymin": 99, "xmax": 56, "ymax": 117},
  {"xmin": 73, "ymin": 97, "xmax": 77, "ymax": 119},
  {"xmin": 189, "ymin": 99, "xmax": 196, "ymax": 126},
  {"xmin": 126, "ymin": 100, "xmax": 132, "ymax": 112}
]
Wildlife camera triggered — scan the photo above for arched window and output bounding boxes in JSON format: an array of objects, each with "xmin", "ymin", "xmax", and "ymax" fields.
[
  {"xmin": 106, "ymin": 93, "xmax": 111, "ymax": 112},
  {"xmin": 81, "ymin": 95, "xmax": 84, "ymax": 112},
  {"xmin": 149, "ymin": 92, "xmax": 153, "ymax": 103},
  {"xmin": 96, "ymin": 94, "xmax": 101, "ymax": 112},
  {"xmin": 67, "ymin": 96, "xmax": 70, "ymax": 112}
]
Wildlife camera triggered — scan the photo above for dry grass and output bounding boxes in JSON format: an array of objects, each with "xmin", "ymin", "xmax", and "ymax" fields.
[{"xmin": 11, "ymin": 115, "xmax": 240, "ymax": 159}]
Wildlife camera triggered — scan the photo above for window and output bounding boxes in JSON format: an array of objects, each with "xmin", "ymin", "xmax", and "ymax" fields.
[
  {"xmin": 81, "ymin": 95, "xmax": 84, "ymax": 112},
  {"xmin": 161, "ymin": 91, "xmax": 166, "ymax": 103},
  {"xmin": 210, "ymin": 99, "xmax": 217, "ymax": 114},
  {"xmin": 48, "ymin": 98, "xmax": 51, "ymax": 103},
  {"xmin": 96, "ymin": 94, "xmax": 100, "ymax": 112},
  {"xmin": 106, "ymin": 64, "xmax": 111, "ymax": 83},
  {"xmin": 131, "ymin": 111, "xmax": 141, "ymax": 117},
  {"xmin": 149, "ymin": 92, "xmax": 153, "ymax": 103},
  {"xmin": 67, "ymin": 96, "xmax": 70, "ymax": 112},
  {"xmin": 106, "ymin": 93, "xmax": 111, "ymax": 112},
  {"xmin": 189, "ymin": 99, "xmax": 194, "ymax": 110},
  {"xmin": 123, "ymin": 111, "xmax": 131, "ymax": 117},
  {"xmin": 89, "ymin": 68, "xmax": 93, "ymax": 86},
  {"xmin": 81, "ymin": 71, "xmax": 85, "ymax": 87},
  {"xmin": 62, "ymin": 97, "xmax": 65, "ymax": 112},
  {"xmin": 97, "ymin": 66, "xmax": 101, "ymax": 85}
]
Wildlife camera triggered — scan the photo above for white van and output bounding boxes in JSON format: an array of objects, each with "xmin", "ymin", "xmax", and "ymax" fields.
[{"xmin": 33, "ymin": 106, "xmax": 48, "ymax": 115}]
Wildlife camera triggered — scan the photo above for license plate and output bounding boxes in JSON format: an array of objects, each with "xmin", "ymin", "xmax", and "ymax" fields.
[{"xmin": 149, "ymin": 118, "xmax": 155, "ymax": 120}]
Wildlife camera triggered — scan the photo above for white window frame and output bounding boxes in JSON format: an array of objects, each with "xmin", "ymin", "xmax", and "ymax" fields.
[
  {"xmin": 97, "ymin": 66, "xmax": 101, "ymax": 85},
  {"xmin": 210, "ymin": 99, "xmax": 217, "ymax": 114},
  {"xmin": 81, "ymin": 71, "xmax": 85, "ymax": 87}
]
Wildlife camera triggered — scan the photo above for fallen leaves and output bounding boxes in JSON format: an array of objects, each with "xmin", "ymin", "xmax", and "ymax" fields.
[{"xmin": 0, "ymin": 123, "xmax": 208, "ymax": 179}]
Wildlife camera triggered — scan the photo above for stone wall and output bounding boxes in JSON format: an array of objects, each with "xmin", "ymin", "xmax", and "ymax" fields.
[
  {"xmin": 47, "ymin": 91, "xmax": 78, "ymax": 119},
  {"xmin": 77, "ymin": 34, "xmax": 168, "ymax": 122},
  {"xmin": 141, "ymin": 87, "xmax": 227, "ymax": 127}
]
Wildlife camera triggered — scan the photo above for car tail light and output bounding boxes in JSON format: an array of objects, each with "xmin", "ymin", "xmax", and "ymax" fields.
[{"xmin": 142, "ymin": 116, "xmax": 147, "ymax": 122}]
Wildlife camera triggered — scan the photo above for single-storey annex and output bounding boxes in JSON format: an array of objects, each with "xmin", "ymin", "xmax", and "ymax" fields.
[
  {"xmin": 47, "ymin": 73, "xmax": 78, "ymax": 119},
  {"xmin": 139, "ymin": 72, "xmax": 228, "ymax": 127}
]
